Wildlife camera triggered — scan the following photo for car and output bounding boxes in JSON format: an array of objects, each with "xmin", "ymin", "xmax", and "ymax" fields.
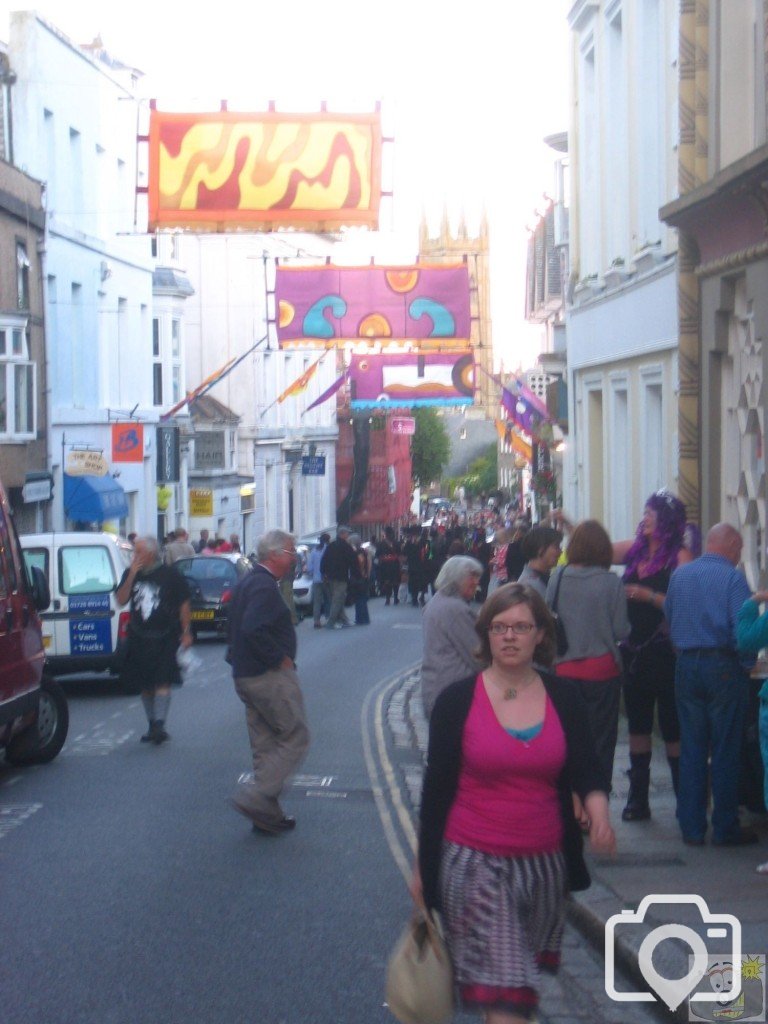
[
  {"xmin": 174, "ymin": 553, "xmax": 253, "ymax": 639},
  {"xmin": 21, "ymin": 531, "xmax": 134, "ymax": 678},
  {"xmin": 0, "ymin": 475, "xmax": 69, "ymax": 765},
  {"xmin": 292, "ymin": 544, "xmax": 313, "ymax": 616}
]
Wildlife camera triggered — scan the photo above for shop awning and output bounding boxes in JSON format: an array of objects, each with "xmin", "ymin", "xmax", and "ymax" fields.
[{"xmin": 64, "ymin": 473, "xmax": 128, "ymax": 524}]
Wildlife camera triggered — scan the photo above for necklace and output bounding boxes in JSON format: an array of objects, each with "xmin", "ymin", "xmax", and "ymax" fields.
[
  {"xmin": 503, "ymin": 686, "xmax": 517, "ymax": 701},
  {"xmin": 488, "ymin": 670, "xmax": 536, "ymax": 701}
]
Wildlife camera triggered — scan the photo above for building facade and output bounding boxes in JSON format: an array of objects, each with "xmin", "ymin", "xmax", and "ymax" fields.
[
  {"xmin": 661, "ymin": 0, "xmax": 768, "ymax": 587},
  {"xmin": 565, "ymin": 0, "xmax": 681, "ymax": 539},
  {"xmin": 9, "ymin": 12, "xmax": 157, "ymax": 534}
]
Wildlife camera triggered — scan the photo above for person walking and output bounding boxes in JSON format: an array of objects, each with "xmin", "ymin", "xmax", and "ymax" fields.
[
  {"xmin": 517, "ymin": 526, "xmax": 563, "ymax": 598},
  {"xmin": 420, "ymin": 555, "xmax": 483, "ymax": 718},
  {"xmin": 412, "ymin": 584, "xmax": 615, "ymax": 1024},
  {"xmin": 664, "ymin": 522, "xmax": 758, "ymax": 846},
  {"xmin": 547, "ymin": 520, "xmax": 630, "ymax": 793},
  {"xmin": 116, "ymin": 535, "xmax": 192, "ymax": 745},
  {"xmin": 193, "ymin": 528, "xmax": 209, "ymax": 553},
  {"xmin": 376, "ymin": 526, "xmax": 402, "ymax": 606},
  {"xmin": 612, "ymin": 491, "xmax": 692, "ymax": 821},
  {"xmin": 307, "ymin": 532, "xmax": 331, "ymax": 628},
  {"xmin": 348, "ymin": 534, "xmax": 371, "ymax": 625},
  {"xmin": 736, "ymin": 591, "xmax": 768, "ymax": 873},
  {"xmin": 163, "ymin": 527, "xmax": 196, "ymax": 565},
  {"xmin": 320, "ymin": 526, "xmax": 358, "ymax": 629},
  {"xmin": 228, "ymin": 529, "xmax": 309, "ymax": 835}
]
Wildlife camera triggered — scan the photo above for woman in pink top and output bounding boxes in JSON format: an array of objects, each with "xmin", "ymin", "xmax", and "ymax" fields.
[{"xmin": 412, "ymin": 585, "xmax": 615, "ymax": 1024}]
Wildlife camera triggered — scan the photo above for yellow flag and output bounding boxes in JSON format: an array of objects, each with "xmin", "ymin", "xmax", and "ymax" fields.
[{"xmin": 277, "ymin": 357, "xmax": 322, "ymax": 403}]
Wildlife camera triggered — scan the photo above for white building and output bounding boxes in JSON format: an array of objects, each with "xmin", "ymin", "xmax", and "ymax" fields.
[
  {"xmin": 565, "ymin": 0, "xmax": 681, "ymax": 537},
  {"xmin": 178, "ymin": 233, "xmax": 340, "ymax": 548},
  {"xmin": 9, "ymin": 12, "xmax": 157, "ymax": 534}
]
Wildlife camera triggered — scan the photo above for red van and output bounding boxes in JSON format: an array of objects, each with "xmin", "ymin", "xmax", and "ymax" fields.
[{"xmin": 0, "ymin": 476, "xmax": 68, "ymax": 764}]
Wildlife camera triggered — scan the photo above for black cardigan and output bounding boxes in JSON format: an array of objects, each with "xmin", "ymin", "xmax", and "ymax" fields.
[{"xmin": 418, "ymin": 671, "xmax": 606, "ymax": 910}]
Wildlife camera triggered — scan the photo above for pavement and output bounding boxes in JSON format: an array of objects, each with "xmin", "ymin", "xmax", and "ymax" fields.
[{"xmin": 387, "ymin": 668, "xmax": 768, "ymax": 1024}]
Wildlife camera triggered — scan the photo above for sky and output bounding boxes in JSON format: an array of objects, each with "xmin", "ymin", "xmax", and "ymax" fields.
[{"xmin": 0, "ymin": 0, "xmax": 571, "ymax": 369}]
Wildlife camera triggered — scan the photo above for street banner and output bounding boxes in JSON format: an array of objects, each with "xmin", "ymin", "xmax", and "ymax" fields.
[
  {"xmin": 111, "ymin": 423, "xmax": 144, "ymax": 463},
  {"xmin": 275, "ymin": 263, "xmax": 471, "ymax": 347},
  {"xmin": 65, "ymin": 450, "xmax": 108, "ymax": 477},
  {"xmin": 349, "ymin": 353, "xmax": 475, "ymax": 409},
  {"xmin": 276, "ymin": 357, "xmax": 322, "ymax": 403},
  {"xmin": 148, "ymin": 109, "xmax": 381, "ymax": 231},
  {"xmin": 510, "ymin": 430, "xmax": 533, "ymax": 462}
]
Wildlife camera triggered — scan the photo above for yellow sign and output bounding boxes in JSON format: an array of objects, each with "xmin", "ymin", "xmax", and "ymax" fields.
[
  {"xmin": 189, "ymin": 488, "xmax": 213, "ymax": 516},
  {"xmin": 65, "ymin": 450, "xmax": 109, "ymax": 477}
]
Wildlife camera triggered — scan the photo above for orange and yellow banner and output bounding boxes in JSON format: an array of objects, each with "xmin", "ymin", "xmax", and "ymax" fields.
[{"xmin": 148, "ymin": 109, "xmax": 382, "ymax": 231}]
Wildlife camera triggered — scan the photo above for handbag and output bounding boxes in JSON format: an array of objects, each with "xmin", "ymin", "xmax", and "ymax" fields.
[
  {"xmin": 385, "ymin": 909, "xmax": 454, "ymax": 1024},
  {"xmin": 550, "ymin": 568, "xmax": 569, "ymax": 657}
]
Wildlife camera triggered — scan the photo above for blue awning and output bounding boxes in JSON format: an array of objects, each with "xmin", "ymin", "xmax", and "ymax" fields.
[{"xmin": 64, "ymin": 474, "xmax": 128, "ymax": 524}]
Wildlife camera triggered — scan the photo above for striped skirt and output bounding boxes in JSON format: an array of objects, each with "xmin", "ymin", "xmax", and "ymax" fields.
[{"xmin": 439, "ymin": 841, "xmax": 567, "ymax": 1018}]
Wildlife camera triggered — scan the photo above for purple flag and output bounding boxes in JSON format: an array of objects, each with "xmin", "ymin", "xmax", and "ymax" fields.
[{"xmin": 303, "ymin": 371, "xmax": 347, "ymax": 414}]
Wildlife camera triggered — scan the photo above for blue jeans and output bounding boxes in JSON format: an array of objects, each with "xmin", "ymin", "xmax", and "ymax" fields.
[{"xmin": 675, "ymin": 651, "xmax": 749, "ymax": 842}]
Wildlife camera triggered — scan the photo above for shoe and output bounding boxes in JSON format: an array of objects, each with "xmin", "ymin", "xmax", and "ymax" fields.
[
  {"xmin": 385, "ymin": 597, "xmax": 390, "ymax": 606},
  {"xmin": 276, "ymin": 815, "xmax": 296, "ymax": 831},
  {"xmin": 229, "ymin": 798, "xmax": 282, "ymax": 834},
  {"xmin": 713, "ymin": 829, "xmax": 759, "ymax": 847},
  {"xmin": 313, "ymin": 622, "xmax": 322, "ymax": 629},
  {"xmin": 333, "ymin": 623, "xmax": 343, "ymax": 630},
  {"xmin": 140, "ymin": 725, "xmax": 154, "ymax": 743},
  {"xmin": 682, "ymin": 835, "xmax": 705, "ymax": 846}
]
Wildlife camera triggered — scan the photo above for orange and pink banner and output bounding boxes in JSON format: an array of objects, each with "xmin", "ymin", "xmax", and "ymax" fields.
[
  {"xmin": 275, "ymin": 263, "xmax": 471, "ymax": 348},
  {"xmin": 349, "ymin": 353, "xmax": 475, "ymax": 409},
  {"xmin": 148, "ymin": 109, "xmax": 381, "ymax": 231}
]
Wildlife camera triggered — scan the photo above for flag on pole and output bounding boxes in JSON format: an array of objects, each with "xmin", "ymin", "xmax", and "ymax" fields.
[
  {"xmin": 510, "ymin": 430, "xmax": 533, "ymax": 462},
  {"xmin": 160, "ymin": 356, "xmax": 238, "ymax": 421},
  {"xmin": 501, "ymin": 383, "xmax": 553, "ymax": 445},
  {"xmin": 303, "ymin": 371, "xmax": 348, "ymax": 414},
  {"xmin": 277, "ymin": 356, "xmax": 323, "ymax": 404}
]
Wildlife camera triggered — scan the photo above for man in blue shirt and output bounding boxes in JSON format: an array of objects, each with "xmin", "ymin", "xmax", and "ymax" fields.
[
  {"xmin": 664, "ymin": 523, "xmax": 758, "ymax": 846},
  {"xmin": 307, "ymin": 532, "xmax": 331, "ymax": 629}
]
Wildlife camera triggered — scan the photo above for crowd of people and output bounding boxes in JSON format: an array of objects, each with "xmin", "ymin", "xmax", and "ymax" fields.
[{"xmin": 115, "ymin": 496, "xmax": 768, "ymax": 1024}]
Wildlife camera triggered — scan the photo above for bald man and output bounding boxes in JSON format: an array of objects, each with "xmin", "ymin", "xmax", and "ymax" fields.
[{"xmin": 664, "ymin": 523, "xmax": 758, "ymax": 847}]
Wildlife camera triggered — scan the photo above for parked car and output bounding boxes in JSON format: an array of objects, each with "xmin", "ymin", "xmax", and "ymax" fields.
[
  {"xmin": 174, "ymin": 554, "xmax": 253, "ymax": 638},
  {"xmin": 0, "ymin": 476, "xmax": 69, "ymax": 765},
  {"xmin": 292, "ymin": 544, "xmax": 312, "ymax": 617},
  {"xmin": 21, "ymin": 531, "xmax": 134, "ymax": 678}
]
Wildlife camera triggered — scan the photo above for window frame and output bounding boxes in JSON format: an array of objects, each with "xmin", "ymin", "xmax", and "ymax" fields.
[{"xmin": 0, "ymin": 315, "xmax": 35, "ymax": 441}]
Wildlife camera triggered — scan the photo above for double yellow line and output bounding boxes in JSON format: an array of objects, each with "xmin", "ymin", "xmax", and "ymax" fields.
[{"xmin": 360, "ymin": 664, "xmax": 421, "ymax": 884}]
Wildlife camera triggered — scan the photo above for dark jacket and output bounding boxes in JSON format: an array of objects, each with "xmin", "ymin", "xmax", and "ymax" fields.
[
  {"xmin": 228, "ymin": 564, "xmax": 296, "ymax": 677},
  {"xmin": 320, "ymin": 537, "xmax": 358, "ymax": 582},
  {"xmin": 418, "ymin": 671, "xmax": 606, "ymax": 911}
]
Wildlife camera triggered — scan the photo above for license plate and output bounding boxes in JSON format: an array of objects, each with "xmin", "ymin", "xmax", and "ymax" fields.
[{"xmin": 192, "ymin": 610, "xmax": 215, "ymax": 621}]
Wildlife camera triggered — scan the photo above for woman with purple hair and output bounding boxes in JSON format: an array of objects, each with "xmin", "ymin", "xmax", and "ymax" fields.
[{"xmin": 612, "ymin": 491, "xmax": 693, "ymax": 822}]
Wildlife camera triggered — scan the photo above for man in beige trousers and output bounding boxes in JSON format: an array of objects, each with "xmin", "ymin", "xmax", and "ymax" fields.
[{"xmin": 227, "ymin": 529, "xmax": 310, "ymax": 834}]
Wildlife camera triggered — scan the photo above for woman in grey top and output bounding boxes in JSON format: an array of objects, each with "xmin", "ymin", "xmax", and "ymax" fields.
[
  {"xmin": 420, "ymin": 556, "xmax": 483, "ymax": 718},
  {"xmin": 546, "ymin": 520, "xmax": 630, "ymax": 795}
]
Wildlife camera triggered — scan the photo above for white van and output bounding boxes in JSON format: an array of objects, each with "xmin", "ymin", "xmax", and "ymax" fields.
[{"xmin": 20, "ymin": 532, "xmax": 134, "ymax": 678}]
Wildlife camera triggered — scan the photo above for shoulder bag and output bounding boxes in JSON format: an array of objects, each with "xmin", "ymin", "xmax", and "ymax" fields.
[
  {"xmin": 385, "ymin": 909, "xmax": 454, "ymax": 1024},
  {"xmin": 550, "ymin": 568, "xmax": 569, "ymax": 658}
]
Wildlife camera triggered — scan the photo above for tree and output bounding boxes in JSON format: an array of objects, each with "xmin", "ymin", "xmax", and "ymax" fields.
[
  {"xmin": 410, "ymin": 407, "xmax": 451, "ymax": 486},
  {"xmin": 446, "ymin": 444, "xmax": 498, "ymax": 499}
]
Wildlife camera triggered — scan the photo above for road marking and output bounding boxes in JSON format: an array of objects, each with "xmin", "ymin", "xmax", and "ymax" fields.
[
  {"xmin": 63, "ymin": 730, "xmax": 135, "ymax": 756},
  {"xmin": 361, "ymin": 663, "xmax": 421, "ymax": 885},
  {"xmin": 391, "ymin": 624, "xmax": 422, "ymax": 630},
  {"xmin": 0, "ymin": 803, "xmax": 42, "ymax": 839}
]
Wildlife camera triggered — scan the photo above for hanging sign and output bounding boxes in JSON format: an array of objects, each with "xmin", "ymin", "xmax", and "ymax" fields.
[
  {"xmin": 301, "ymin": 456, "xmax": 326, "ymax": 476},
  {"xmin": 66, "ymin": 450, "xmax": 109, "ymax": 477},
  {"xmin": 391, "ymin": 417, "xmax": 416, "ymax": 435},
  {"xmin": 112, "ymin": 423, "xmax": 144, "ymax": 463}
]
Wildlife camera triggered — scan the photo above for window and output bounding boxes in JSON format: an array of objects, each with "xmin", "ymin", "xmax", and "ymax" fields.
[
  {"xmin": 23, "ymin": 547, "xmax": 49, "ymax": 583},
  {"xmin": 172, "ymin": 363, "xmax": 181, "ymax": 403},
  {"xmin": 16, "ymin": 243, "xmax": 29, "ymax": 309},
  {"xmin": 59, "ymin": 545, "xmax": 115, "ymax": 595},
  {"xmin": 153, "ymin": 363, "xmax": 163, "ymax": 406},
  {"xmin": 0, "ymin": 320, "xmax": 35, "ymax": 439},
  {"xmin": 171, "ymin": 319, "xmax": 180, "ymax": 358},
  {"xmin": 171, "ymin": 320, "xmax": 181, "ymax": 402}
]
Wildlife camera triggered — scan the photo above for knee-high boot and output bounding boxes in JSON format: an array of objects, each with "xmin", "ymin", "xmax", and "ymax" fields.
[
  {"xmin": 667, "ymin": 755, "xmax": 680, "ymax": 798},
  {"xmin": 622, "ymin": 751, "xmax": 652, "ymax": 821}
]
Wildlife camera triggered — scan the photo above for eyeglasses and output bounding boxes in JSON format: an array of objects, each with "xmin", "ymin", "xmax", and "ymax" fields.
[
  {"xmin": 489, "ymin": 621, "xmax": 537, "ymax": 637},
  {"xmin": 282, "ymin": 548, "xmax": 297, "ymax": 557}
]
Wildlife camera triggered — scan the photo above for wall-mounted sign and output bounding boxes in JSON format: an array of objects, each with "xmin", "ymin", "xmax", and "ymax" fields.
[
  {"xmin": 66, "ymin": 450, "xmax": 109, "ymax": 477},
  {"xmin": 189, "ymin": 489, "xmax": 214, "ymax": 516},
  {"xmin": 156, "ymin": 426, "xmax": 180, "ymax": 483},
  {"xmin": 112, "ymin": 423, "xmax": 144, "ymax": 463},
  {"xmin": 391, "ymin": 416, "xmax": 416, "ymax": 436},
  {"xmin": 301, "ymin": 456, "xmax": 326, "ymax": 477},
  {"xmin": 193, "ymin": 432, "xmax": 226, "ymax": 470},
  {"xmin": 22, "ymin": 472, "xmax": 53, "ymax": 503}
]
